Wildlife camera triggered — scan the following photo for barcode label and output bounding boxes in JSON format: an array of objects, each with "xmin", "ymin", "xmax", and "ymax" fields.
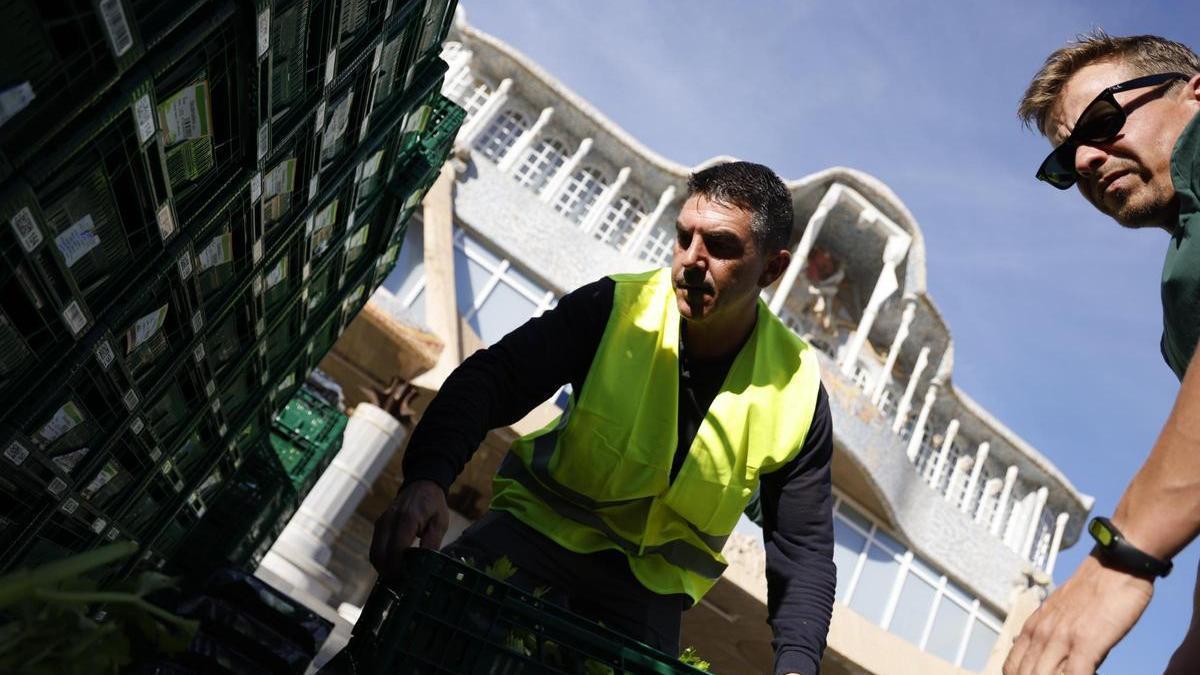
[
  {"xmin": 325, "ymin": 49, "xmax": 338, "ymax": 84},
  {"xmin": 107, "ymin": 527, "xmax": 119, "ymax": 541},
  {"xmin": 60, "ymin": 497, "xmax": 78, "ymax": 514},
  {"xmin": 62, "ymin": 300, "xmax": 87, "ymax": 336},
  {"xmin": 191, "ymin": 310, "xmax": 203, "ymax": 333},
  {"xmin": 122, "ymin": 389, "xmax": 138, "ymax": 411},
  {"xmin": 91, "ymin": 518, "xmax": 106, "ymax": 533},
  {"xmin": 255, "ymin": 317, "xmax": 265, "ymax": 337},
  {"xmin": 205, "ymin": 380, "xmax": 216, "ymax": 397},
  {"xmin": 250, "ymin": 173, "xmax": 262, "ymax": 203},
  {"xmin": 149, "ymin": 446, "xmax": 161, "ymax": 461},
  {"xmin": 260, "ymin": 370, "xmax": 269, "ymax": 386},
  {"xmin": 217, "ymin": 423, "xmax": 227, "ymax": 437},
  {"xmin": 10, "ymin": 207, "xmax": 43, "ymax": 252},
  {"xmin": 162, "ymin": 460, "xmax": 173, "ymax": 475},
  {"xmin": 95, "ymin": 339, "xmax": 115, "ymax": 369},
  {"xmin": 210, "ymin": 398, "xmax": 220, "ymax": 414},
  {"xmin": 131, "ymin": 417, "xmax": 144, "ymax": 434},
  {"xmin": 4, "ymin": 441, "xmax": 28, "ymax": 465},
  {"xmin": 193, "ymin": 344, "xmax": 205, "ymax": 363},
  {"xmin": 133, "ymin": 94, "xmax": 155, "ymax": 143},
  {"xmin": 253, "ymin": 274, "xmax": 264, "ymax": 296},
  {"xmin": 303, "ymin": 263, "xmax": 311, "ymax": 280},
  {"xmin": 308, "ymin": 175, "xmax": 319, "ymax": 198},
  {"xmin": 156, "ymin": 203, "xmax": 175, "ymax": 241},
  {"xmin": 177, "ymin": 251, "xmax": 192, "ymax": 280},
  {"xmin": 48, "ymin": 477, "xmax": 67, "ymax": 497},
  {"xmin": 253, "ymin": 238, "xmax": 264, "ymax": 263},
  {"xmin": 258, "ymin": 342, "xmax": 267, "ymax": 358},
  {"xmin": 315, "ymin": 102, "xmax": 326, "ymax": 131},
  {"xmin": 257, "ymin": 9, "xmax": 271, "ymax": 58},
  {"xmin": 257, "ymin": 123, "xmax": 269, "ymax": 160},
  {"xmin": 98, "ymin": 0, "xmax": 133, "ymax": 58}
]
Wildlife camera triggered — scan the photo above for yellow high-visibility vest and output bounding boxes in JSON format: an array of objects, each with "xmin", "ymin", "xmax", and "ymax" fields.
[{"xmin": 492, "ymin": 268, "xmax": 822, "ymax": 603}]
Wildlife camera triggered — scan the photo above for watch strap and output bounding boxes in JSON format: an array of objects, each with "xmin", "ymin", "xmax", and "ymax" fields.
[{"xmin": 1088, "ymin": 517, "xmax": 1172, "ymax": 578}]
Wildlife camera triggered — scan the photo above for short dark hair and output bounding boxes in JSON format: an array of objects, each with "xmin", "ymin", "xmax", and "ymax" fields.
[
  {"xmin": 686, "ymin": 161, "xmax": 794, "ymax": 252},
  {"xmin": 1019, "ymin": 29, "xmax": 1200, "ymax": 135}
]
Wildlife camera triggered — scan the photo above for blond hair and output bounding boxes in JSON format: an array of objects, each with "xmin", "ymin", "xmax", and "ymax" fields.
[{"xmin": 1019, "ymin": 29, "xmax": 1200, "ymax": 135}]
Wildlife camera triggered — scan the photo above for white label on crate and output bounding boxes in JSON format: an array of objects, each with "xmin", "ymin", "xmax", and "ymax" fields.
[
  {"xmin": 255, "ymin": 317, "xmax": 265, "ymax": 337},
  {"xmin": 107, "ymin": 527, "xmax": 119, "ymax": 541},
  {"xmin": 0, "ymin": 82, "xmax": 36, "ymax": 127},
  {"xmin": 348, "ymin": 225, "xmax": 369, "ymax": 251},
  {"xmin": 127, "ymin": 305, "xmax": 167, "ymax": 353},
  {"xmin": 37, "ymin": 401, "xmax": 84, "ymax": 445},
  {"xmin": 54, "ymin": 442, "xmax": 91, "ymax": 474},
  {"xmin": 10, "ymin": 207, "xmax": 43, "ymax": 253},
  {"xmin": 55, "ymin": 215, "xmax": 101, "ymax": 267},
  {"xmin": 263, "ymin": 158, "xmax": 296, "ymax": 201},
  {"xmin": 134, "ymin": 94, "xmax": 156, "ymax": 144},
  {"xmin": 257, "ymin": 342, "xmax": 266, "ymax": 358},
  {"xmin": 302, "ymin": 262, "xmax": 311, "ymax": 281},
  {"xmin": 162, "ymin": 459, "xmax": 173, "ymax": 475},
  {"xmin": 191, "ymin": 309, "xmax": 203, "ymax": 333},
  {"xmin": 157, "ymin": 81, "xmax": 212, "ymax": 145},
  {"xmin": 362, "ymin": 150, "xmax": 384, "ymax": 181},
  {"xmin": 47, "ymin": 477, "xmax": 68, "ymax": 497},
  {"xmin": 197, "ymin": 233, "xmax": 232, "ymax": 272},
  {"xmin": 358, "ymin": 115, "xmax": 369, "ymax": 143},
  {"xmin": 325, "ymin": 49, "xmax": 338, "ymax": 85},
  {"xmin": 210, "ymin": 398, "xmax": 220, "ymax": 414},
  {"xmin": 260, "ymin": 370, "xmax": 269, "ymax": 386},
  {"xmin": 304, "ymin": 215, "xmax": 314, "ymax": 236},
  {"xmin": 321, "ymin": 92, "xmax": 354, "ymax": 155},
  {"xmin": 193, "ymin": 343, "xmax": 205, "ymax": 363},
  {"xmin": 372, "ymin": 44, "xmax": 383, "ymax": 72},
  {"xmin": 94, "ymin": 339, "xmax": 115, "ymax": 370},
  {"xmin": 59, "ymin": 497, "xmax": 78, "ymax": 514},
  {"xmin": 130, "ymin": 417, "xmax": 144, "ymax": 434},
  {"xmin": 178, "ymin": 250, "xmax": 194, "ymax": 280},
  {"xmin": 98, "ymin": 0, "xmax": 134, "ymax": 58},
  {"xmin": 122, "ymin": 389, "xmax": 138, "ymax": 411},
  {"xmin": 253, "ymin": 273, "xmax": 264, "ymax": 296},
  {"xmin": 217, "ymin": 423, "xmax": 227, "ymax": 437},
  {"xmin": 276, "ymin": 373, "xmax": 295, "ymax": 393},
  {"xmin": 256, "ymin": 8, "xmax": 271, "ymax": 58},
  {"xmin": 4, "ymin": 441, "xmax": 28, "ymax": 465},
  {"xmin": 250, "ymin": 172, "xmax": 262, "ymax": 203},
  {"xmin": 266, "ymin": 259, "xmax": 287, "ymax": 289},
  {"xmin": 205, "ymin": 380, "xmax": 216, "ymax": 398},
  {"xmin": 82, "ymin": 462, "xmax": 118, "ymax": 501},
  {"xmin": 91, "ymin": 518, "xmax": 106, "ymax": 533},
  {"xmin": 315, "ymin": 101, "xmax": 326, "ymax": 132},
  {"xmin": 257, "ymin": 122, "xmax": 269, "ymax": 160},
  {"xmin": 252, "ymin": 237, "xmax": 264, "ymax": 265},
  {"xmin": 62, "ymin": 300, "xmax": 87, "ymax": 336},
  {"xmin": 149, "ymin": 446, "xmax": 161, "ymax": 461},
  {"xmin": 156, "ymin": 203, "xmax": 176, "ymax": 241},
  {"xmin": 308, "ymin": 175, "xmax": 319, "ymax": 200}
]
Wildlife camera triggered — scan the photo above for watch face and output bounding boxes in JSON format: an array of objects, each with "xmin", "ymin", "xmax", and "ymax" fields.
[{"xmin": 1090, "ymin": 519, "xmax": 1114, "ymax": 546}]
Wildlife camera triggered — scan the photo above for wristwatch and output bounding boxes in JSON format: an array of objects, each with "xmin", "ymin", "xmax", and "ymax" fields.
[{"xmin": 1087, "ymin": 516, "xmax": 1172, "ymax": 578}]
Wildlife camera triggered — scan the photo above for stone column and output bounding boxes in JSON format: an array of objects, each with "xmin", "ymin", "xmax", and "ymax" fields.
[
  {"xmin": 991, "ymin": 465, "xmax": 1019, "ymax": 536},
  {"xmin": 497, "ymin": 106, "xmax": 554, "ymax": 173},
  {"xmin": 892, "ymin": 345, "xmax": 930, "ymax": 433},
  {"xmin": 416, "ymin": 164, "xmax": 461, "ymax": 387},
  {"xmin": 870, "ymin": 299, "xmax": 917, "ymax": 404},
  {"xmin": 623, "ymin": 185, "xmax": 677, "ymax": 256},
  {"xmin": 768, "ymin": 184, "xmax": 841, "ymax": 314},
  {"xmin": 960, "ymin": 442, "xmax": 991, "ymax": 514},
  {"xmin": 1045, "ymin": 512, "xmax": 1071, "ymax": 575},
  {"xmin": 455, "ymin": 77, "xmax": 513, "ymax": 150},
  {"xmin": 928, "ymin": 419, "xmax": 960, "ymax": 486},
  {"xmin": 1004, "ymin": 491, "xmax": 1035, "ymax": 551},
  {"xmin": 945, "ymin": 455, "xmax": 973, "ymax": 505},
  {"xmin": 1021, "ymin": 487, "xmax": 1050, "ymax": 559},
  {"xmin": 974, "ymin": 477, "xmax": 1003, "ymax": 524},
  {"xmin": 580, "ymin": 166, "xmax": 631, "ymax": 234},
  {"xmin": 840, "ymin": 234, "xmax": 909, "ymax": 376},
  {"xmin": 540, "ymin": 137, "xmax": 593, "ymax": 204},
  {"xmin": 905, "ymin": 383, "xmax": 939, "ymax": 462}
]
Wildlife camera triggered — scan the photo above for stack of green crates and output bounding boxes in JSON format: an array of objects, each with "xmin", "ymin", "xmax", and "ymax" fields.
[
  {"xmin": 0, "ymin": 0, "xmax": 465, "ymax": 584},
  {"xmin": 269, "ymin": 384, "xmax": 347, "ymax": 499}
]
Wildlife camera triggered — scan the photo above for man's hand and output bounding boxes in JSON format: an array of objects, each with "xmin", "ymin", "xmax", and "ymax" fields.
[
  {"xmin": 369, "ymin": 480, "xmax": 450, "ymax": 578},
  {"xmin": 1003, "ymin": 553, "xmax": 1154, "ymax": 675}
]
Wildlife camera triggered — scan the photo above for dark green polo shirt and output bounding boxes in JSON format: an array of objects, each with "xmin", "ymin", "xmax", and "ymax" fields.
[{"xmin": 1161, "ymin": 112, "xmax": 1200, "ymax": 380}]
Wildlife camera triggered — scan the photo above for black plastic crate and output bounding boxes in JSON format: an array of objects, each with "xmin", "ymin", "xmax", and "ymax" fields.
[
  {"xmin": 0, "ymin": 460, "xmax": 55, "ymax": 565},
  {"xmin": 303, "ymin": 184, "xmax": 350, "ymax": 269},
  {"xmin": 207, "ymin": 285, "xmax": 268, "ymax": 380},
  {"xmin": 143, "ymin": 355, "xmax": 214, "ymax": 448},
  {"xmin": 127, "ymin": 0, "xmax": 208, "ymax": 49},
  {"xmin": 406, "ymin": 0, "xmax": 457, "ymax": 78},
  {"xmin": 332, "ymin": 0, "xmax": 387, "ymax": 83},
  {"xmin": 259, "ymin": 112, "xmax": 321, "ymax": 238},
  {"xmin": 194, "ymin": 180, "xmax": 263, "ymax": 313},
  {"xmin": 266, "ymin": 294, "xmax": 306, "ymax": 373},
  {"xmin": 316, "ymin": 58, "xmax": 375, "ymax": 180},
  {"xmin": 254, "ymin": 0, "xmax": 331, "ymax": 151},
  {"xmin": 218, "ymin": 347, "xmax": 270, "ymax": 424},
  {"xmin": 154, "ymin": 3, "xmax": 253, "ymax": 227},
  {"xmin": 72, "ymin": 414, "xmax": 162, "ymax": 515},
  {"xmin": 0, "ymin": 0, "xmax": 144, "ymax": 177},
  {"xmin": 262, "ymin": 234, "xmax": 305, "ymax": 315},
  {"xmin": 333, "ymin": 549, "xmax": 706, "ymax": 675},
  {"xmin": 5, "ymin": 489, "xmax": 115, "ymax": 574},
  {"xmin": 119, "ymin": 454, "xmax": 188, "ymax": 540}
]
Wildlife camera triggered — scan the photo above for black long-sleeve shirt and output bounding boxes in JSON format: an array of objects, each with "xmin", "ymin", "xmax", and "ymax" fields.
[{"xmin": 403, "ymin": 277, "xmax": 836, "ymax": 675}]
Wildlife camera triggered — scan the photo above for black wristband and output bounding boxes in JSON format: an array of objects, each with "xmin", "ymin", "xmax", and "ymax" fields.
[{"xmin": 1087, "ymin": 517, "xmax": 1172, "ymax": 579}]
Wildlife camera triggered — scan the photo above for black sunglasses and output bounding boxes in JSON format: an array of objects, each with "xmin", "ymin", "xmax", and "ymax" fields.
[{"xmin": 1036, "ymin": 72, "xmax": 1188, "ymax": 189}]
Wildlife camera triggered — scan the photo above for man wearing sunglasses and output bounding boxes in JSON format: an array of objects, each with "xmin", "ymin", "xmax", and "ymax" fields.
[{"xmin": 1003, "ymin": 31, "xmax": 1200, "ymax": 675}]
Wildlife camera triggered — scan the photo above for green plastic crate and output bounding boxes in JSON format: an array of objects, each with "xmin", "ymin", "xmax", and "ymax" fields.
[
  {"xmin": 270, "ymin": 385, "xmax": 346, "ymax": 497},
  {"xmin": 328, "ymin": 549, "xmax": 708, "ymax": 675}
]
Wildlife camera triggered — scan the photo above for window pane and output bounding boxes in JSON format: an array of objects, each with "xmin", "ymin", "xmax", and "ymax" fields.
[
  {"xmin": 926, "ymin": 595, "xmax": 969, "ymax": 663},
  {"xmin": 833, "ymin": 518, "xmax": 867, "ymax": 602},
  {"xmin": 382, "ymin": 221, "xmax": 424, "ymax": 300},
  {"xmin": 961, "ymin": 620, "xmax": 999, "ymax": 671},
  {"xmin": 848, "ymin": 544, "xmax": 900, "ymax": 625},
  {"xmin": 873, "ymin": 527, "xmax": 904, "ymax": 554},
  {"xmin": 454, "ymin": 251, "xmax": 493, "ymax": 316},
  {"xmin": 837, "ymin": 500, "xmax": 874, "ymax": 534},
  {"xmin": 470, "ymin": 278, "xmax": 537, "ymax": 344},
  {"xmin": 889, "ymin": 571, "xmax": 936, "ymax": 645}
]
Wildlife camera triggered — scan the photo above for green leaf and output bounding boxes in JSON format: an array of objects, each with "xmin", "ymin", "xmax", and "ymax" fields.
[
  {"xmin": 679, "ymin": 646, "xmax": 711, "ymax": 671},
  {"xmin": 483, "ymin": 556, "xmax": 518, "ymax": 583}
]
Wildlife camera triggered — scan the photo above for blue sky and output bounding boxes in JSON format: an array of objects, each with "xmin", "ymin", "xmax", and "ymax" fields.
[{"xmin": 462, "ymin": 1, "xmax": 1199, "ymax": 671}]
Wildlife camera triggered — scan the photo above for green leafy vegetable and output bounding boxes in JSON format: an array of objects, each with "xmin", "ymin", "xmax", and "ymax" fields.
[{"xmin": 679, "ymin": 646, "xmax": 711, "ymax": 671}]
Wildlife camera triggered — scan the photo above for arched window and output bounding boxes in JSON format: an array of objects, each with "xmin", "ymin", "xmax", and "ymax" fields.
[
  {"xmin": 638, "ymin": 222, "xmax": 674, "ymax": 266},
  {"xmin": 514, "ymin": 137, "xmax": 567, "ymax": 193},
  {"xmin": 554, "ymin": 167, "xmax": 608, "ymax": 225},
  {"xmin": 474, "ymin": 109, "xmax": 528, "ymax": 162},
  {"xmin": 593, "ymin": 195, "xmax": 645, "ymax": 249}
]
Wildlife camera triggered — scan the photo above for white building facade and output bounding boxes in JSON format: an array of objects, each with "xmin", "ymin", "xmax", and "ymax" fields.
[{"xmin": 380, "ymin": 11, "xmax": 1093, "ymax": 674}]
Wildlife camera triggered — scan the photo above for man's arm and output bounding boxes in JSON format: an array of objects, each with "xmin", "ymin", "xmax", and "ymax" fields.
[
  {"xmin": 370, "ymin": 278, "xmax": 615, "ymax": 577},
  {"xmin": 1005, "ymin": 342, "xmax": 1200, "ymax": 675},
  {"xmin": 760, "ymin": 384, "xmax": 836, "ymax": 675}
]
